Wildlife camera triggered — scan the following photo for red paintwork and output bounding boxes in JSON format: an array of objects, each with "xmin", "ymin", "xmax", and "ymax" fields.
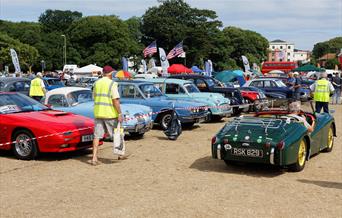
[
  {"xmin": 0, "ymin": 109, "xmax": 97, "ymax": 152},
  {"xmin": 261, "ymin": 61, "xmax": 297, "ymax": 74},
  {"xmin": 241, "ymin": 90, "xmax": 259, "ymax": 102}
]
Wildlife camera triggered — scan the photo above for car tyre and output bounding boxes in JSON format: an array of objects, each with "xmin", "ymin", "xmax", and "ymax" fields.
[
  {"xmin": 323, "ymin": 125, "xmax": 334, "ymax": 152},
  {"xmin": 160, "ymin": 113, "xmax": 172, "ymax": 130},
  {"xmin": 12, "ymin": 129, "xmax": 38, "ymax": 160},
  {"xmin": 289, "ymin": 138, "xmax": 307, "ymax": 172}
]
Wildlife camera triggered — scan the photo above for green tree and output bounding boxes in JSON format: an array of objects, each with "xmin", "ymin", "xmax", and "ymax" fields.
[
  {"xmin": 221, "ymin": 26, "xmax": 269, "ymax": 69},
  {"xmin": 39, "ymin": 9, "xmax": 82, "ymax": 33},
  {"xmin": 68, "ymin": 16, "xmax": 140, "ymax": 68},
  {"xmin": 141, "ymin": 0, "xmax": 222, "ymax": 67},
  {"xmin": 312, "ymin": 37, "xmax": 342, "ymax": 59},
  {"xmin": 325, "ymin": 58, "xmax": 340, "ymax": 69},
  {"xmin": 0, "ymin": 32, "xmax": 39, "ymax": 72},
  {"xmin": 0, "ymin": 20, "xmax": 41, "ymax": 46}
]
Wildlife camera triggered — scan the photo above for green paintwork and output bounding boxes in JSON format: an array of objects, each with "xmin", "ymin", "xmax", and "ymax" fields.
[{"xmin": 212, "ymin": 112, "xmax": 335, "ymax": 167}]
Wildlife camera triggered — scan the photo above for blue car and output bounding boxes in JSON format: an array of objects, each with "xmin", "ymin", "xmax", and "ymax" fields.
[
  {"xmin": 244, "ymin": 78, "xmax": 293, "ymax": 98},
  {"xmin": 44, "ymin": 87, "xmax": 153, "ymax": 137},
  {"xmin": 43, "ymin": 77, "xmax": 65, "ymax": 91},
  {"xmin": 117, "ymin": 80, "xmax": 209, "ymax": 129}
]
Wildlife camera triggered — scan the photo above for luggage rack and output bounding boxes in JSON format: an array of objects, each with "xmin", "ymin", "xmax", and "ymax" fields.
[{"xmin": 229, "ymin": 116, "xmax": 286, "ymax": 134}]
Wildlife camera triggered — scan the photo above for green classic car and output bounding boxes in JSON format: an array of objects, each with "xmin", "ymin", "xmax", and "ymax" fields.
[
  {"xmin": 212, "ymin": 109, "xmax": 336, "ymax": 171},
  {"xmin": 142, "ymin": 78, "xmax": 232, "ymax": 121}
]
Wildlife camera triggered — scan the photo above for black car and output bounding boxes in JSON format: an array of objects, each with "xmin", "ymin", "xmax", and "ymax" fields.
[
  {"xmin": 169, "ymin": 74, "xmax": 248, "ymax": 115},
  {"xmin": 0, "ymin": 77, "xmax": 31, "ymax": 95}
]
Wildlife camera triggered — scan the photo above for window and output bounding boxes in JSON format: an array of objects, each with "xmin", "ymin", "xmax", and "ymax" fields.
[
  {"xmin": 264, "ymin": 80, "xmax": 272, "ymax": 88},
  {"xmin": 194, "ymin": 79, "xmax": 207, "ymax": 90},
  {"xmin": 287, "ymin": 59, "xmax": 290, "ymax": 62},
  {"xmin": 280, "ymin": 46, "xmax": 283, "ymax": 49},
  {"xmin": 288, "ymin": 46, "xmax": 291, "ymax": 49},
  {"xmin": 272, "ymin": 46, "xmax": 275, "ymax": 49},
  {"xmin": 119, "ymin": 85, "xmax": 142, "ymax": 98},
  {"xmin": 48, "ymin": 95, "xmax": 68, "ymax": 107},
  {"xmin": 139, "ymin": 84, "xmax": 163, "ymax": 97},
  {"xmin": 287, "ymin": 53, "xmax": 290, "ymax": 56},
  {"xmin": 165, "ymin": 83, "xmax": 185, "ymax": 94},
  {"xmin": 0, "ymin": 82, "xmax": 4, "ymax": 90},
  {"xmin": 153, "ymin": 83, "xmax": 164, "ymax": 92},
  {"xmin": 279, "ymin": 58, "xmax": 283, "ymax": 62},
  {"xmin": 250, "ymin": 81, "xmax": 263, "ymax": 88},
  {"xmin": 183, "ymin": 83, "xmax": 200, "ymax": 93},
  {"xmin": 13, "ymin": 81, "xmax": 30, "ymax": 92},
  {"xmin": 68, "ymin": 90, "xmax": 92, "ymax": 105}
]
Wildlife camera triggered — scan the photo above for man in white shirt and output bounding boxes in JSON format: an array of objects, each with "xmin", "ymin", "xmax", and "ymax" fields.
[{"xmin": 287, "ymin": 101, "xmax": 314, "ymax": 133}]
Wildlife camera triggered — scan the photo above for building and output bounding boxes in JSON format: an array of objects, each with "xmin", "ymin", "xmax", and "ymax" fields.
[
  {"xmin": 293, "ymin": 49, "xmax": 311, "ymax": 64},
  {"xmin": 268, "ymin": 39, "xmax": 295, "ymax": 62}
]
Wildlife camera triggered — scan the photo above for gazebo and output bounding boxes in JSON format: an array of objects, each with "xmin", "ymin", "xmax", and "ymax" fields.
[{"xmin": 168, "ymin": 64, "xmax": 192, "ymax": 74}]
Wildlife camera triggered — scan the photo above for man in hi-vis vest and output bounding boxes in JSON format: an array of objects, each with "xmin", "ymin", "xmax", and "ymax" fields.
[
  {"xmin": 310, "ymin": 72, "xmax": 335, "ymax": 113},
  {"xmin": 29, "ymin": 72, "xmax": 46, "ymax": 101},
  {"xmin": 92, "ymin": 66, "xmax": 122, "ymax": 165}
]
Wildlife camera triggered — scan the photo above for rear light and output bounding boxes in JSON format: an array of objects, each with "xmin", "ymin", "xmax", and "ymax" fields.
[
  {"xmin": 265, "ymin": 142, "xmax": 271, "ymax": 148},
  {"xmin": 277, "ymin": 141, "xmax": 285, "ymax": 150},
  {"xmin": 211, "ymin": 136, "xmax": 217, "ymax": 145},
  {"xmin": 223, "ymin": 138, "xmax": 229, "ymax": 144}
]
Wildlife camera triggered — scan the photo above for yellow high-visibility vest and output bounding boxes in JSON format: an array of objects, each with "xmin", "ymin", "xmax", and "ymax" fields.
[
  {"xmin": 93, "ymin": 77, "xmax": 118, "ymax": 119},
  {"xmin": 29, "ymin": 78, "xmax": 44, "ymax": 96},
  {"xmin": 314, "ymin": 79, "xmax": 330, "ymax": 102}
]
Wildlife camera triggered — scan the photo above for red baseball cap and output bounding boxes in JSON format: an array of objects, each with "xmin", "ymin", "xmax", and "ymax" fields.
[{"xmin": 103, "ymin": 65, "xmax": 114, "ymax": 74}]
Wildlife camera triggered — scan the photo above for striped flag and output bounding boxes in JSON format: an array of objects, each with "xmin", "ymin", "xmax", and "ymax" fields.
[
  {"xmin": 167, "ymin": 41, "xmax": 184, "ymax": 60},
  {"xmin": 143, "ymin": 41, "xmax": 157, "ymax": 57}
]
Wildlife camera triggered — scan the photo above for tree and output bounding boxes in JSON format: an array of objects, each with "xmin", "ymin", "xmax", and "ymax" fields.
[
  {"xmin": 325, "ymin": 58, "xmax": 339, "ymax": 69},
  {"xmin": 68, "ymin": 16, "xmax": 141, "ymax": 68},
  {"xmin": 312, "ymin": 37, "xmax": 342, "ymax": 59},
  {"xmin": 0, "ymin": 32, "xmax": 39, "ymax": 72},
  {"xmin": 141, "ymin": 0, "xmax": 222, "ymax": 67},
  {"xmin": 39, "ymin": 9, "xmax": 82, "ymax": 32},
  {"xmin": 221, "ymin": 26, "xmax": 269, "ymax": 69}
]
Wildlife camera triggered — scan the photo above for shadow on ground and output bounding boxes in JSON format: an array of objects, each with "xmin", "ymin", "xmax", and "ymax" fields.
[
  {"xmin": 190, "ymin": 156, "xmax": 284, "ymax": 178},
  {"xmin": 297, "ymin": 179, "xmax": 342, "ymax": 190}
]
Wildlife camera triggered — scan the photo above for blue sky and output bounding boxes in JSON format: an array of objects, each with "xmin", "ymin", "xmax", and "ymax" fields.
[{"xmin": 0, "ymin": 0, "xmax": 341, "ymax": 50}]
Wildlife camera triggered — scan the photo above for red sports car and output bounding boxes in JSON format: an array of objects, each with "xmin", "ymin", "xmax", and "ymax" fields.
[{"xmin": 0, "ymin": 92, "xmax": 97, "ymax": 160}]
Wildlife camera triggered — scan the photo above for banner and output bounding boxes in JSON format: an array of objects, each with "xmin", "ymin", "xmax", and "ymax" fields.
[
  {"xmin": 241, "ymin": 55, "xmax": 250, "ymax": 72},
  {"xmin": 121, "ymin": 57, "xmax": 128, "ymax": 72},
  {"xmin": 208, "ymin": 60, "xmax": 213, "ymax": 77},
  {"xmin": 10, "ymin": 48, "xmax": 21, "ymax": 73},
  {"xmin": 159, "ymin": 48, "xmax": 169, "ymax": 77},
  {"xmin": 204, "ymin": 61, "xmax": 210, "ymax": 76}
]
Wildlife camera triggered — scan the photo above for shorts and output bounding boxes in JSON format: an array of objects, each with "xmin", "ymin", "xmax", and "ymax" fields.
[{"xmin": 94, "ymin": 119, "xmax": 118, "ymax": 139}]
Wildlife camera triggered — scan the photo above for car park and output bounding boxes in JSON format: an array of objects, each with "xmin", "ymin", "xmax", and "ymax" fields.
[
  {"xmin": 0, "ymin": 77, "xmax": 31, "ymax": 96},
  {"xmin": 0, "ymin": 92, "xmax": 98, "ymax": 160},
  {"xmin": 117, "ymin": 80, "xmax": 209, "ymax": 129},
  {"xmin": 212, "ymin": 107, "xmax": 336, "ymax": 172},
  {"xmin": 144, "ymin": 78, "xmax": 232, "ymax": 121},
  {"xmin": 239, "ymin": 86, "xmax": 269, "ymax": 111},
  {"xmin": 169, "ymin": 74, "xmax": 248, "ymax": 115},
  {"xmin": 44, "ymin": 87, "xmax": 153, "ymax": 137}
]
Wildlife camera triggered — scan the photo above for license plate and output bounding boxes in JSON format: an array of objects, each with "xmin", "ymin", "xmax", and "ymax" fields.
[
  {"xmin": 231, "ymin": 148, "xmax": 263, "ymax": 158},
  {"xmin": 82, "ymin": 134, "xmax": 94, "ymax": 142}
]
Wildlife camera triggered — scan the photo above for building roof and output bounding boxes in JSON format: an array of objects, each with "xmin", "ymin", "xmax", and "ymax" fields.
[{"xmin": 270, "ymin": 39, "xmax": 286, "ymax": 43}]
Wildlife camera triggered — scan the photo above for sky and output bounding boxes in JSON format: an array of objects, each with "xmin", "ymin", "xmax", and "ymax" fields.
[{"xmin": 0, "ymin": 0, "xmax": 341, "ymax": 50}]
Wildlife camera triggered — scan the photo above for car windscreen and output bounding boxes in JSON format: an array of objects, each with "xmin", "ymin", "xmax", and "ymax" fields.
[
  {"xmin": 68, "ymin": 90, "xmax": 93, "ymax": 105},
  {"xmin": 47, "ymin": 79, "xmax": 64, "ymax": 86},
  {"xmin": 139, "ymin": 84, "xmax": 163, "ymax": 98},
  {"xmin": 0, "ymin": 93, "xmax": 48, "ymax": 114},
  {"xmin": 275, "ymin": 80, "xmax": 287, "ymax": 87},
  {"xmin": 183, "ymin": 83, "xmax": 200, "ymax": 93}
]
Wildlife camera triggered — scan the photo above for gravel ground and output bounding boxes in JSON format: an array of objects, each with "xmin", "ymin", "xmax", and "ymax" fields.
[{"xmin": 1, "ymin": 104, "xmax": 341, "ymax": 218}]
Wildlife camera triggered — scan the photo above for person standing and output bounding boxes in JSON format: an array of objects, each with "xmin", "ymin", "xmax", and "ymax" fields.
[
  {"xmin": 92, "ymin": 66, "xmax": 123, "ymax": 165},
  {"xmin": 331, "ymin": 72, "xmax": 341, "ymax": 104},
  {"xmin": 286, "ymin": 72, "xmax": 296, "ymax": 99},
  {"xmin": 310, "ymin": 72, "xmax": 335, "ymax": 113},
  {"xmin": 29, "ymin": 72, "xmax": 46, "ymax": 101},
  {"xmin": 293, "ymin": 72, "xmax": 302, "ymax": 100}
]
